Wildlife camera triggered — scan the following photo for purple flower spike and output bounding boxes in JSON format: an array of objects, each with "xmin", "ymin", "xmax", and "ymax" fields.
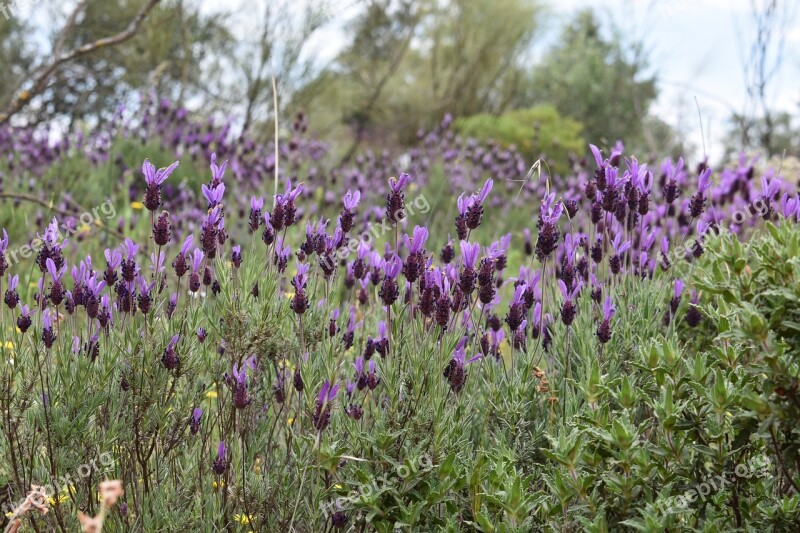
[
  {"xmin": 123, "ymin": 238, "xmax": 139, "ymax": 259},
  {"xmin": 343, "ymin": 189, "xmax": 361, "ymax": 210},
  {"xmin": 476, "ymin": 178, "xmax": 493, "ymax": 203},
  {"xmin": 384, "ymin": 255, "xmax": 402, "ymax": 280},
  {"xmin": 190, "ymin": 408, "xmax": 203, "ymax": 435},
  {"xmin": 202, "ymin": 183, "xmax": 226, "ymax": 207},
  {"xmin": 674, "ymin": 279, "xmax": 684, "ymax": 299},
  {"xmin": 143, "ymin": 159, "xmax": 179, "ymax": 186},
  {"xmin": 190, "ymin": 249, "xmax": 205, "ymax": 273},
  {"xmin": 210, "ymin": 154, "xmax": 229, "ymax": 184},
  {"xmin": 602, "ymin": 297, "xmax": 616, "ymax": 321},
  {"xmin": 250, "ymin": 196, "xmax": 264, "ymax": 211},
  {"xmin": 213, "ymin": 441, "xmax": 228, "ymax": 474},
  {"xmin": 698, "ymin": 168, "xmax": 713, "ymax": 193},
  {"xmin": 611, "ymin": 234, "xmax": 631, "ymax": 256},
  {"xmin": 389, "ymin": 173, "xmax": 412, "ymax": 192},
  {"xmin": 460, "ymin": 241, "xmax": 480, "ymax": 269},
  {"xmin": 781, "ymin": 193, "xmax": 799, "ymax": 218},
  {"xmin": 180, "ymin": 235, "xmax": 194, "ymax": 256},
  {"xmin": 761, "ymin": 175, "xmax": 782, "ymax": 200},
  {"xmin": 46, "ymin": 258, "xmax": 64, "ymax": 282},
  {"xmin": 405, "ymin": 226, "xmax": 429, "ymax": 254}
]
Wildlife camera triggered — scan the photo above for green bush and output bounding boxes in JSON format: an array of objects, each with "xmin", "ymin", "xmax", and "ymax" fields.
[{"xmin": 454, "ymin": 105, "xmax": 584, "ymax": 175}]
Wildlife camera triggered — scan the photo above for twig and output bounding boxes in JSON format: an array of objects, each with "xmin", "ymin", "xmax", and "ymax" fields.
[
  {"xmin": 769, "ymin": 424, "xmax": 800, "ymax": 495},
  {"xmin": 0, "ymin": 0, "xmax": 162, "ymax": 124},
  {"xmin": 272, "ymin": 76, "xmax": 279, "ymax": 208}
]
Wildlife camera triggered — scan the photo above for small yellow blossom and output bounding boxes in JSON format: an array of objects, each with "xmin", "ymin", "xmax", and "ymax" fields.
[
  {"xmin": 206, "ymin": 390, "xmax": 218, "ymax": 399},
  {"xmin": 287, "ymin": 417, "xmax": 295, "ymax": 426},
  {"xmin": 49, "ymin": 493, "xmax": 69, "ymax": 506},
  {"xmin": 212, "ymin": 480, "xmax": 225, "ymax": 489},
  {"xmin": 234, "ymin": 514, "xmax": 254, "ymax": 525},
  {"xmin": 131, "ymin": 201, "xmax": 144, "ymax": 210}
]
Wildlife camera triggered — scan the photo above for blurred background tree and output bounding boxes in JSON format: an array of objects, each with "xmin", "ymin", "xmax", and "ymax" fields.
[
  {"xmin": 519, "ymin": 10, "xmax": 660, "ymax": 154},
  {"xmin": 0, "ymin": 0, "xmax": 794, "ymax": 166}
]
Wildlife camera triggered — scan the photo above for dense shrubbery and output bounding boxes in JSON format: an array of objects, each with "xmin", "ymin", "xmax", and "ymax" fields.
[
  {"xmin": 454, "ymin": 106, "xmax": 584, "ymax": 175},
  {"xmin": 0, "ymin": 100, "xmax": 799, "ymax": 531}
]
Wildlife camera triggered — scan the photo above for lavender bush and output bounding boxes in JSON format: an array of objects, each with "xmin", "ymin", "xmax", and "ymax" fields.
[{"xmin": 0, "ymin": 102, "xmax": 799, "ymax": 531}]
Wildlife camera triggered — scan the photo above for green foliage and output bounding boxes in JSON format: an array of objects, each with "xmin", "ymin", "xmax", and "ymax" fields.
[
  {"xmin": 691, "ymin": 221, "xmax": 800, "ymax": 522},
  {"xmin": 454, "ymin": 105, "xmax": 584, "ymax": 175},
  {"xmin": 524, "ymin": 9, "xmax": 659, "ymax": 153}
]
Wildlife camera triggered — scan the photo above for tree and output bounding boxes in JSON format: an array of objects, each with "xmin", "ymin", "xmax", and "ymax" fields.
[
  {"xmin": 0, "ymin": 0, "xmax": 233, "ymax": 127},
  {"xmin": 298, "ymin": 0, "xmax": 543, "ymax": 151},
  {"xmin": 524, "ymin": 9, "xmax": 658, "ymax": 153}
]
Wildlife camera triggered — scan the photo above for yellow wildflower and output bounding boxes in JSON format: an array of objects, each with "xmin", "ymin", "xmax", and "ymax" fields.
[
  {"xmin": 131, "ymin": 201, "xmax": 144, "ymax": 210},
  {"xmin": 234, "ymin": 514, "xmax": 254, "ymax": 525}
]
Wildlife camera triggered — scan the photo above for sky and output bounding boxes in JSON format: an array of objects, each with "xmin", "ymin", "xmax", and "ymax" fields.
[{"xmin": 553, "ymin": 0, "xmax": 800, "ymax": 161}]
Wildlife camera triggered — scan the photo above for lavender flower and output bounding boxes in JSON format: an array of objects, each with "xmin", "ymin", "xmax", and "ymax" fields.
[
  {"xmin": 153, "ymin": 212, "xmax": 171, "ymax": 246},
  {"xmin": 17, "ymin": 304, "xmax": 35, "ymax": 334},
  {"xmin": 313, "ymin": 380, "xmax": 340, "ymax": 432},
  {"xmin": 386, "ymin": 173, "xmax": 412, "ymax": 223},
  {"xmin": 558, "ymin": 280, "xmax": 582, "ymax": 326},
  {"xmin": 188, "ymin": 249, "xmax": 204, "ymax": 293},
  {"xmin": 781, "ymin": 193, "xmax": 799, "ymax": 219},
  {"xmin": 0, "ymin": 229, "xmax": 8, "ymax": 276},
  {"xmin": 143, "ymin": 159, "xmax": 179, "ymax": 211},
  {"xmin": 172, "ymin": 235, "xmax": 194, "ymax": 278},
  {"xmin": 402, "ymin": 226, "xmax": 428, "ymax": 282},
  {"xmin": 465, "ymin": 178, "xmax": 493, "ymax": 230},
  {"xmin": 249, "ymin": 196, "xmax": 264, "ymax": 232},
  {"xmin": 340, "ymin": 189, "xmax": 360, "ymax": 233},
  {"xmin": 536, "ymin": 193, "xmax": 562, "ymax": 260},
  {"xmin": 609, "ymin": 234, "xmax": 631, "ymax": 275},
  {"xmin": 596, "ymin": 297, "xmax": 615, "ymax": 344},
  {"xmin": 4, "ymin": 274, "xmax": 19, "ymax": 309},
  {"xmin": 162, "ymin": 334, "xmax": 180, "ymax": 371},
  {"xmin": 686, "ymin": 289, "xmax": 702, "ymax": 327},
  {"xmin": 212, "ymin": 441, "xmax": 228, "ymax": 475},
  {"xmin": 443, "ymin": 336, "xmax": 482, "ymax": 393},
  {"xmin": 231, "ymin": 245, "xmax": 242, "ymax": 269},
  {"xmin": 231, "ymin": 358, "xmax": 255, "ymax": 409},
  {"xmin": 190, "ymin": 408, "xmax": 202, "ymax": 435},
  {"xmin": 42, "ymin": 308, "xmax": 56, "ymax": 349},
  {"xmin": 379, "ymin": 255, "xmax": 402, "ymax": 306},
  {"xmin": 458, "ymin": 241, "xmax": 480, "ymax": 295},
  {"xmin": 104, "ymin": 248, "xmax": 122, "ymax": 286}
]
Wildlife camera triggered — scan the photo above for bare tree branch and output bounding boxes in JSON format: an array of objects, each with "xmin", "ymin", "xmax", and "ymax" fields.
[{"xmin": 0, "ymin": 0, "xmax": 162, "ymax": 125}]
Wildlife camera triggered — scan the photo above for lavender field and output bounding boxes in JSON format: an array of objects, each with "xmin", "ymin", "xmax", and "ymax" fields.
[{"xmin": 1, "ymin": 1, "xmax": 800, "ymax": 532}]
